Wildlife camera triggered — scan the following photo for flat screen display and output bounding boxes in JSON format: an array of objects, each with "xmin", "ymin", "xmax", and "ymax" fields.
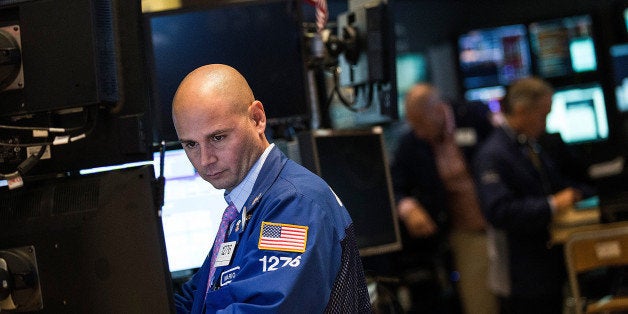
[
  {"xmin": 611, "ymin": 43, "xmax": 628, "ymax": 113},
  {"xmin": 464, "ymin": 85, "xmax": 506, "ymax": 113},
  {"xmin": 529, "ymin": 15, "xmax": 597, "ymax": 78},
  {"xmin": 458, "ymin": 24, "xmax": 531, "ymax": 90},
  {"xmin": 144, "ymin": 0, "xmax": 309, "ymax": 142},
  {"xmin": 297, "ymin": 128, "xmax": 402, "ymax": 256},
  {"xmin": 80, "ymin": 149, "xmax": 226, "ymax": 275},
  {"xmin": 154, "ymin": 149, "xmax": 226, "ymax": 275},
  {"xmin": 624, "ymin": 7, "xmax": 628, "ymax": 33},
  {"xmin": 546, "ymin": 83, "xmax": 609, "ymax": 144}
]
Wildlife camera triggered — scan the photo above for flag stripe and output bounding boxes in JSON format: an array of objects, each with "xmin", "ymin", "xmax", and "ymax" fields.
[{"xmin": 304, "ymin": 0, "xmax": 328, "ymax": 32}]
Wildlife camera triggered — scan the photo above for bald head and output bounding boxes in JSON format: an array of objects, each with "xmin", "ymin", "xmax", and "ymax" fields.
[
  {"xmin": 405, "ymin": 84, "xmax": 438, "ymax": 121},
  {"xmin": 172, "ymin": 64, "xmax": 255, "ymax": 121},
  {"xmin": 404, "ymin": 83, "xmax": 447, "ymax": 143}
]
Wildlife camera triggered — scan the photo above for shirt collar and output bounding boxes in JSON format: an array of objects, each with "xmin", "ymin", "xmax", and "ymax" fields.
[
  {"xmin": 502, "ymin": 121, "xmax": 538, "ymax": 149},
  {"xmin": 225, "ymin": 143, "xmax": 275, "ymax": 212},
  {"xmin": 501, "ymin": 121, "xmax": 530, "ymax": 145}
]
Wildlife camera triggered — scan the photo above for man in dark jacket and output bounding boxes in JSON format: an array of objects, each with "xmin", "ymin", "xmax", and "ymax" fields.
[{"xmin": 473, "ymin": 77, "xmax": 595, "ymax": 314}]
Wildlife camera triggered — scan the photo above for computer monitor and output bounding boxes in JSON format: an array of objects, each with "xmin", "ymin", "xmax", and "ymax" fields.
[
  {"xmin": 458, "ymin": 24, "xmax": 531, "ymax": 90},
  {"xmin": 610, "ymin": 43, "xmax": 628, "ymax": 113},
  {"xmin": 464, "ymin": 85, "xmax": 506, "ymax": 113},
  {"xmin": 546, "ymin": 82, "xmax": 609, "ymax": 144},
  {"xmin": 529, "ymin": 15, "xmax": 597, "ymax": 78},
  {"xmin": 625, "ymin": 6, "xmax": 628, "ymax": 33},
  {"xmin": 0, "ymin": 0, "xmax": 153, "ymax": 178},
  {"xmin": 143, "ymin": 0, "xmax": 310, "ymax": 143},
  {"xmin": 610, "ymin": 2, "xmax": 628, "ymax": 42},
  {"xmin": 297, "ymin": 128, "xmax": 402, "ymax": 256},
  {"xmin": 0, "ymin": 165, "xmax": 174, "ymax": 313},
  {"xmin": 153, "ymin": 149, "xmax": 226, "ymax": 277},
  {"xmin": 76, "ymin": 147, "xmax": 244, "ymax": 280}
]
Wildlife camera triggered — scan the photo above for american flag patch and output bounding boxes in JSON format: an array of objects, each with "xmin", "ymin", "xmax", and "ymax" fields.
[{"xmin": 258, "ymin": 222, "xmax": 308, "ymax": 253}]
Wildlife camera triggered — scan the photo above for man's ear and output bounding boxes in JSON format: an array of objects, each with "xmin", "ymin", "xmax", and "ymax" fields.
[{"xmin": 250, "ymin": 100, "xmax": 267, "ymax": 128}]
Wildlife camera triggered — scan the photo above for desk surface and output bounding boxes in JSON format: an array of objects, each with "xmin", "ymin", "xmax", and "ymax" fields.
[{"xmin": 551, "ymin": 206, "xmax": 601, "ymax": 244}]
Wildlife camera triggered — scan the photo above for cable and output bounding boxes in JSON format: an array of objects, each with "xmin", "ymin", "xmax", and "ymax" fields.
[
  {"xmin": 16, "ymin": 145, "xmax": 46, "ymax": 176},
  {"xmin": 0, "ymin": 144, "xmax": 46, "ymax": 183},
  {"xmin": 0, "ymin": 107, "xmax": 91, "ymax": 133},
  {"xmin": 325, "ymin": 66, "xmax": 357, "ymax": 110},
  {"xmin": 0, "ymin": 106, "xmax": 97, "ymax": 148},
  {"xmin": 0, "ymin": 125, "xmax": 68, "ymax": 133},
  {"xmin": 154, "ymin": 140, "xmax": 166, "ymax": 209},
  {"xmin": 325, "ymin": 65, "xmax": 376, "ymax": 113},
  {"xmin": 0, "ymin": 106, "xmax": 99, "ymax": 186}
]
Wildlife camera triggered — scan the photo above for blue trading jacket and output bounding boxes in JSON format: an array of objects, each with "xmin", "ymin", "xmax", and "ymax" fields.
[{"xmin": 174, "ymin": 147, "xmax": 372, "ymax": 313}]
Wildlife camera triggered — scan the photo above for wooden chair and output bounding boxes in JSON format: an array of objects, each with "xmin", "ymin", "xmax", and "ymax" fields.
[{"xmin": 564, "ymin": 221, "xmax": 628, "ymax": 314}]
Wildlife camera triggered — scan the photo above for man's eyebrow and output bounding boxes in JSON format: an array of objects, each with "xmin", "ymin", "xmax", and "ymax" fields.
[
  {"xmin": 176, "ymin": 139, "xmax": 194, "ymax": 148},
  {"xmin": 206, "ymin": 127, "xmax": 233, "ymax": 137}
]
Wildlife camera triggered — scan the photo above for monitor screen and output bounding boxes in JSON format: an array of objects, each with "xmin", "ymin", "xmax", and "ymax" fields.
[
  {"xmin": 297, "ymin": 128, "xmax": 402, "ymax": 256},
  {"xmin": 464, "ymin": 85, "xmax": 506, "ymax": 113},
  {"xmin": 529, "ymin": 15, "xmax": 597, "ymax": 78},
  {"xmin": 458, "ymin": 24, "xmax": 531, "ymax": 90},
  {"xmin": 546, "ymin": 83, "xmax": 609, "ymax": 144},
  {"xmin": 144, "ymin": 0, "xmax": 309, "ymax": 143},
  {"xmin": 153, "ymin": 149, "xmax": 226, "ymax": 275},
  {"xmin": 610, "ymin": 43, "xmax": 628, "ymax": 113},
  {"xmin": 625, "ymin": 7, "xmax": 628, "ymax": 34}
]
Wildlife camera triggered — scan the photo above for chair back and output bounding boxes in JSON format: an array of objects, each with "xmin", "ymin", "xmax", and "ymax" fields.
[{"xmin": 564, "ymin": 222, "xmax": 628, "ymax": 314}]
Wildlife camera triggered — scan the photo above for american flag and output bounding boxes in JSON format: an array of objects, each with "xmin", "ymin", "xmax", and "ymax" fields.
[
  {"xmin": 305, "ymin": 0, "xmax": 328, "ymax": 32},
  {"xmin": 258, "ymin": 222, "xmax": 308, "ymax": 253}
]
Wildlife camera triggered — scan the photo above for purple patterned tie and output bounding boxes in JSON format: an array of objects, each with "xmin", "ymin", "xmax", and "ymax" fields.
[{"xmin": 207, "ymin": 202, "xmax": 239, "ymax": 290}]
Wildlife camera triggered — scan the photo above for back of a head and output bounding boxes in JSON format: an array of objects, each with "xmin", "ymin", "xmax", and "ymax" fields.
[
  {"xmin": 404, "ymin": 83, "xmax": 438, "ymax": 124},
  {"xmin": 404, "ymin": 83, "xmax": 448, "ymax": 142},
  {"xmin": 501, "ymin": 76, "xmax": 554, "ymax": 116}
]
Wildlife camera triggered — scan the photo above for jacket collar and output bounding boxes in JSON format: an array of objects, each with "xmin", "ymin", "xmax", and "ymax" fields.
[{"xmin": 241, "ymin": 146, "xmax": 288, "ymax": 215}]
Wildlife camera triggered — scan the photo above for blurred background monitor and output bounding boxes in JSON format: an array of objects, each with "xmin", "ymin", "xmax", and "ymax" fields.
[
  {"xmin": 529, "ymin": 15, "xmax": 597, "ymax": 78},
  {"xmin": 624, "ymin": 6, "xmax": 628, "ymax": 35},
  {"xmin": 610, "ymin": 43, "xmax": 628, "ymax": 113},
  {"xmin": 620, "ymin": 3, "xmax": 628, "ymax": 38},
  {"xmin": 463, "ymin": 85, "xmax": 506, "ymax": 113},
  {"xmin": 144, "ymin": 0, "xmax": 309, "ymax": 143},
  {"xmin": 546, "ymin": 82, "xmax": 609, "ymax": 144},
  {"xmin": 457, "ymin": 24, "xmax": 531, "ymax": 90}
]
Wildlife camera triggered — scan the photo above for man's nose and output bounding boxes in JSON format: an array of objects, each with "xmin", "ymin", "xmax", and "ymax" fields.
[{"xmin": 200, "ymin": 146, "xmax": 218, "ymax": 166}]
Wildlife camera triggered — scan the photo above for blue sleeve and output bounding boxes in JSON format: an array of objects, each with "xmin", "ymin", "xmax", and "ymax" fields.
[
  {"xmin": 174, "ymin": 277, "xmax": 195, "ymax": 314},
  {"xmin": 204, "ymin": 194, "xmax": 346, "ymax": 313},
  {"xmin": 175, "ymin": 259, "xmax": 211, "ymax": 314}
]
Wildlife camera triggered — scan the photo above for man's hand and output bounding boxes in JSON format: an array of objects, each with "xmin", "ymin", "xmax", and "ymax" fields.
[
  {"xmin": 551, "ymin": 187, "xmax": 583, "ymax": 214},
  {"xmin": 397, "ymin": 197, "xmax": 438, "ymax": 238}
]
